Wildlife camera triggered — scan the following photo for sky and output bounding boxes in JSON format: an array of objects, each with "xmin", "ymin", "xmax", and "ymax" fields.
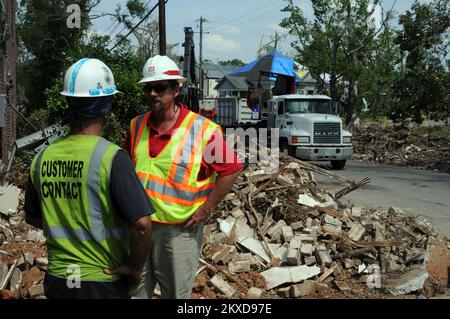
[{"xmin": 90, "ymin": 0, "xmax": 429, "ymax": 64}]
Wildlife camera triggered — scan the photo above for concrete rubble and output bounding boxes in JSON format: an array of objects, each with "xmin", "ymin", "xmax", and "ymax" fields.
[{"xmin": 1, "ymin": 152, "xmax": 450, "ymax": 299}]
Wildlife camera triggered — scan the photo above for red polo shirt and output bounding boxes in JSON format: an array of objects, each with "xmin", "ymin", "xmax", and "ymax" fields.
[{"xmin": 122, "ymin": 104, "xmax": 244, "ymax": 180}]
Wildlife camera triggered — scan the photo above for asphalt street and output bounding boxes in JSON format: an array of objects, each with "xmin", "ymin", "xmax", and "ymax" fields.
[{"xmin": 313, "ymin": 160, "xmax": 450, "ymax": 237}]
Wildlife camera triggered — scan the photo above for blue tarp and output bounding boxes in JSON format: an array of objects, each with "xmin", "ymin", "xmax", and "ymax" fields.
[{"xmin": 230, "ymin": 51, "xmax": 300, "ymax": 83}]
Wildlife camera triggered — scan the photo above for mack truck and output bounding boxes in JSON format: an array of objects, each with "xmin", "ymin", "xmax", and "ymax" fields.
[
  {"xmin": 211, "ymin": 71, "xmax": 353, "ymax": 169},
  {"xmin": 267, "ymin": 94, "xmax": 353, "ymax": 169}
]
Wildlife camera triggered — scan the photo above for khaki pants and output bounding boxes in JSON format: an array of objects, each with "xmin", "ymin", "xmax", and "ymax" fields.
[{"xmin": 133, "ymin": 221, "xmax": 204, "ymax": 299}]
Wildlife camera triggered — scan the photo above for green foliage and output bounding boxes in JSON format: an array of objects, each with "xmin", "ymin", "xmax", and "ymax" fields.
[
  {"xmin": 391, "ymin": 0, "xmax": 450, "ymax": 124},
  {"xmin": 17, "ymin": 0, "xmax": 97, "ymax": 111},
  {"xmin": 40, "ymin": 35, "xmax": 148, "ymax": 143},
  {"xmin": 218, "ymin": 59, "xmax": 246, "ymax": 67},
  {"xmin": 280, "ymin": 0, "xmax": 381, "ymax": 123}
]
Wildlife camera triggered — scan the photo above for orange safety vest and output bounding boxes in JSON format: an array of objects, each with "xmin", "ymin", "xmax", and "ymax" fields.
[{"xmin": 130, "ymin": 110, "xmax": 219, "ymax": 224}]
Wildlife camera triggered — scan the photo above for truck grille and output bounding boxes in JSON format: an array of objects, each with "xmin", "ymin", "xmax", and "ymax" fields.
[{"xmin": 313, "ymin": 123, "xmax": 341, "ymax": 144}]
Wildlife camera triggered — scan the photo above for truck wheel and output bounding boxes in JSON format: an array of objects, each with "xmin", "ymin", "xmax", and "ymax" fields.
[
  {"xmin": 330, "ymin": 160, "xmax": 346, "ymax": 170},
  {"xmin": 280, "ymin": 139, "xmax": 296, "ymax": 157},
  {"xmin": 287, "ymin": 146, "xmax": 296, "ymax": 157}
]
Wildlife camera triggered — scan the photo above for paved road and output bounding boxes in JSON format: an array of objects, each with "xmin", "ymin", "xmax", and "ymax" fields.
[{"xmin": 312, "ymin": 160, "xmax": 450, "ymax": 237}]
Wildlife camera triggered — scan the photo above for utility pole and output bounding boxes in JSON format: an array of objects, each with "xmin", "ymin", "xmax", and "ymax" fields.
[
  {"xmin": 274, "ymin": 32, "xmax": 279, "ymax": 52},
  {"xmin": 198, "ymin": 17, "xmax": 208, "ymax": 98},
  {"xmin": 158, "ymin": 0, "xmax": 166, "ymax": 55}
]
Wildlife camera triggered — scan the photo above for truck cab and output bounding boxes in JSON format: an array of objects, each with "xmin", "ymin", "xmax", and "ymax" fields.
[{"xmin": 268, "ymin": 94, "xmax": 353, "ymax": 169}]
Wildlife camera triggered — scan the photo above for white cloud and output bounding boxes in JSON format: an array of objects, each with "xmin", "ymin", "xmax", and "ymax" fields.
[
  {"xmin": 222, "ymin": 25, "xmax": 241, "ymax": 35},
  {"xmin": 205, "ymin": 34, "xmax": 241, "ymax": 52}
]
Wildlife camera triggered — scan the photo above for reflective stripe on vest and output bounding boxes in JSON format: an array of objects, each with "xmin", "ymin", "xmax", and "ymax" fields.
[{"xmin": 35, "ymin": 138, "xmax": 125, "ymax": 242}]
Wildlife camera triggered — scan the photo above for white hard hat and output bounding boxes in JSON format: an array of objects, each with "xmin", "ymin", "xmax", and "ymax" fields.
[
  {"xmin": 138, "ymin": 55, "xmax": 187, "ymax": 84},
  {"xmin": 61, "ymin": 58, "xmax": 120, "ymax": 97}
]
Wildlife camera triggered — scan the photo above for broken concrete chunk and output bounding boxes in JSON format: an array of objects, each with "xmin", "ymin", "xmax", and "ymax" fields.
[
  {"xmin": 290, "ymin": 221, "xmax": 303, "ymax": 230},
  {"xmin": 27, "ymin": 230, "xmax": 46, "ymax": 243},
  {"xmin": 276, "ymin": 175, "xmax": 294, "ymax": 186},
  {"xmin": 230, "ymin": 199, "xmax": 241, "ymax": 207},
  {"xmin": 228, "ymin": 260, "xmax": 251, "ymax": 273},
  {"xmin": 289, "ymin": 237, "xmax": 302, "ymax": 250},
  {"xmin": 300, "ymin": 243, "xmax": 314, "ymax": 256},
  {"xmin": 218, "ymin": 217, "xmax": 255, "ymax": 240},
  {"xmin": 0, "ymin": 184, "xmax": 20, "ymax": 216},
  {"xmin": 210, "ymin": 232, "xmax": 228, "ymax": 245},
  {"xmin": 304, "ymin": 256, "xmax": 317, "ymax": 266},
  {"xmin": 9, "ymin": 268, "xmax": 22, "ymax": 291},
  {"xmin": 290, "ymin": 280, "xmax": 316, "ymax": 297},
  {"xmin": 0, "ymin": 224, "xmax": 14, "ymax": 242},
  {"xmin": 247, "ymin": 287, "xmax": 264, "ymax": 299},
  {"xmin": 344, "ymin": 259, "xmax": 356, "ymax": 269},
  {"xmin": 267, "ymin": 220, "xmax": 287, "ymax": 241},
  {"xmin": 211, "ymin": 245, "xmax": 236, "ymax": 265},
  {"xmin": 230, "ymin": 207, "xmax": 245, "ymax": 220},
  {"xmin": 276, "ymin": 287, "xmax": 291, "ymax": 298},
  {"xmin": 0, "ymin": 262, "xmax": 8, "ymax": 286},
  {"xmin": 297, "ymin": 194, "xmax": 322, "ymax": 207},
  {"xmin": 348, "ymin": 223, "xmax": 366, "ymax": 242},
  {"xmin": 322, "ymin": 224, "xmax": 342, "ymax": 236},
  {"xmin": 324, "ymin": 215, "xmax": 342, "ymax": 227},
  {"xmin": 385, "ymin": 266, "xmax": 429, "ymax": 296},
  {"xmin": 352, "ymin": 207, "xmax": 363, "ymax": 218},
  {"xmin": 287, "ymin": 248, "xmax": 299, "ymax": 266},
  {"xmin": 315, "ymin": 245, "xmax": 333, "ymax": 267},
  {"xmin": 28, "ymin": 284, "xmax": 45, "ymax": 298},
  {"xmin": 241, "ymin": 184, "xmax": 257, "ymax": 195},
  {"xmin": 210, "ymin": 275, "xmax": 236, "ymax": 298},
  {"xmin": 298, "ymin": 234, "xmax": 315, "ymax": 244},
  {"xmin": 320, "ymin": 193, "xmax": 338, "ymax": 209},
  {"xmin": 35, "ymin": 258, "xmax": 48, "ymax": 267},
  {"xmin": 282, "ymin": 226, "xmax": 294, "ymax": 243},
  {"xmin": 238, "ymin": 237, "xmax": 288, "ymax": 263},
  {"xmin": 405, "ymin": 248, "xmax": 426, "ymax": 264},
  {"xmin": 261, "ymin": 265, "xmax": 321, "ymax": 290}
]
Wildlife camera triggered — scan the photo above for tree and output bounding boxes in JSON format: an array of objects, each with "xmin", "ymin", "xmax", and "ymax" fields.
[
  {"xmin": 358, "ymin": 20, "xmax": 401, "ymax": 117},
  {"xmin": 391, "ymin": 0, "xmax": 450, "ymax": 124},
  {"xmin": 112, "ymin": 0, "xmax": 179, "ymax": 66},
  {"xmin": 218, "ymin": 59, "xmax": 245, "ymax": 67},
  {"xmin": 17, "ymin": 0, "xmax": 99, "ymax": 111},
  {"xmin": 280, "ymin": 0, "xmax": 387, "ymax": 123}
]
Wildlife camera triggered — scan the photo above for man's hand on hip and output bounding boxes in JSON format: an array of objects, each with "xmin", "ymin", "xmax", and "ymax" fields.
[{"xmin": 182, "ymin": 205, "xmax": 210, "ymax": 232}]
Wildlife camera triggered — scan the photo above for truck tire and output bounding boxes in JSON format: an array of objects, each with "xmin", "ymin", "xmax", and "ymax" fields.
[
  {"xmin": 280, "ymin": 139, "xmax": 296, "ymax": 157},
  {"xmin": 330, "ymin": 160, "xmax": 346, "ymax": 170}
]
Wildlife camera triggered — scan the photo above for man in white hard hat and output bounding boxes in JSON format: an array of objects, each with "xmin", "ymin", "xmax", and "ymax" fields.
[
  {"xmin": 25, "ymin": 58, "xmax": 154, "ymax": 299},
  {"xmin": 122, "ymin": 55, "xmax": 244, "ymax": 299}
]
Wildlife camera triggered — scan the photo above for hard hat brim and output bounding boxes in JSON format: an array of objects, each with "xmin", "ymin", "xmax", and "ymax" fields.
[
  {"xmin": 138, "ymin": 75, "xmax": 187, "ymax": 85},
  {"xmin": 60, "ymin": 89, "xmax": 121, "ymax": 97}
]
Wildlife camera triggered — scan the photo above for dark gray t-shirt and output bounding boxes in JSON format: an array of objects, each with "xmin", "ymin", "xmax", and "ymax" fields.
[{"xmin": 25, "ymin": 150, "xmax": 154, "ymax": 224}]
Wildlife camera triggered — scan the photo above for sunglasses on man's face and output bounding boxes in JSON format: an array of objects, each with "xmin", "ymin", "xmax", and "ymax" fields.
[{"xmin": 143, "ymin": 83, "xmax": 170, "ymax": 94}]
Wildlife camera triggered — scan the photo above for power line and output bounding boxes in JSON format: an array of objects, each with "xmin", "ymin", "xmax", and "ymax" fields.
[
  {"xmin": 205, "ymin": 0, "xmax": 277, "ymax": 32},
  {"xmin": 109, "ymin": 1, "xmax": 161, "ymax": 52},
  {"xmin": 106, "ymin": 0, "xmax": 153, "ymax": 47},
  {"xmin": 101, "ymin": 6, "xmax": 127, "ymax": 38}
]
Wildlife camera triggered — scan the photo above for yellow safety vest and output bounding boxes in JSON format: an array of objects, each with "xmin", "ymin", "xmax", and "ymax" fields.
[{"xmin": 130, "ymin": 110, "xmax": 219, "ymax": 224}]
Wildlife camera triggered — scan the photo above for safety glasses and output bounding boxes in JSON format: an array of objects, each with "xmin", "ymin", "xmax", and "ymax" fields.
[{"xmin": 143, "ymin": 82, "xmax": 170, "ymax": 94}]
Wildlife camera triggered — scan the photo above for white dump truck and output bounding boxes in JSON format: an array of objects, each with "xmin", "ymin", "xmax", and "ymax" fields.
[{"xmin": 268, "ymin": 94, "xmax": 353, "ymax": 169}]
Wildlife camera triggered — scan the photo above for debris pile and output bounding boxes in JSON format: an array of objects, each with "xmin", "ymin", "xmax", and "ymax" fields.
[
  {"xmin": 1, "ymin": 155, "xmax": 449, "ymax": 299},
  {"xmin": 0, "ymin": 185, "xmax": 47, "ymax": 299},
  {"xmin": 194, "ymin": 155, "xmax": 450, "ymax": 299},
  {"xmin": 352, "ymin": 123, "xmax": 450, "ymax": 173}
]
